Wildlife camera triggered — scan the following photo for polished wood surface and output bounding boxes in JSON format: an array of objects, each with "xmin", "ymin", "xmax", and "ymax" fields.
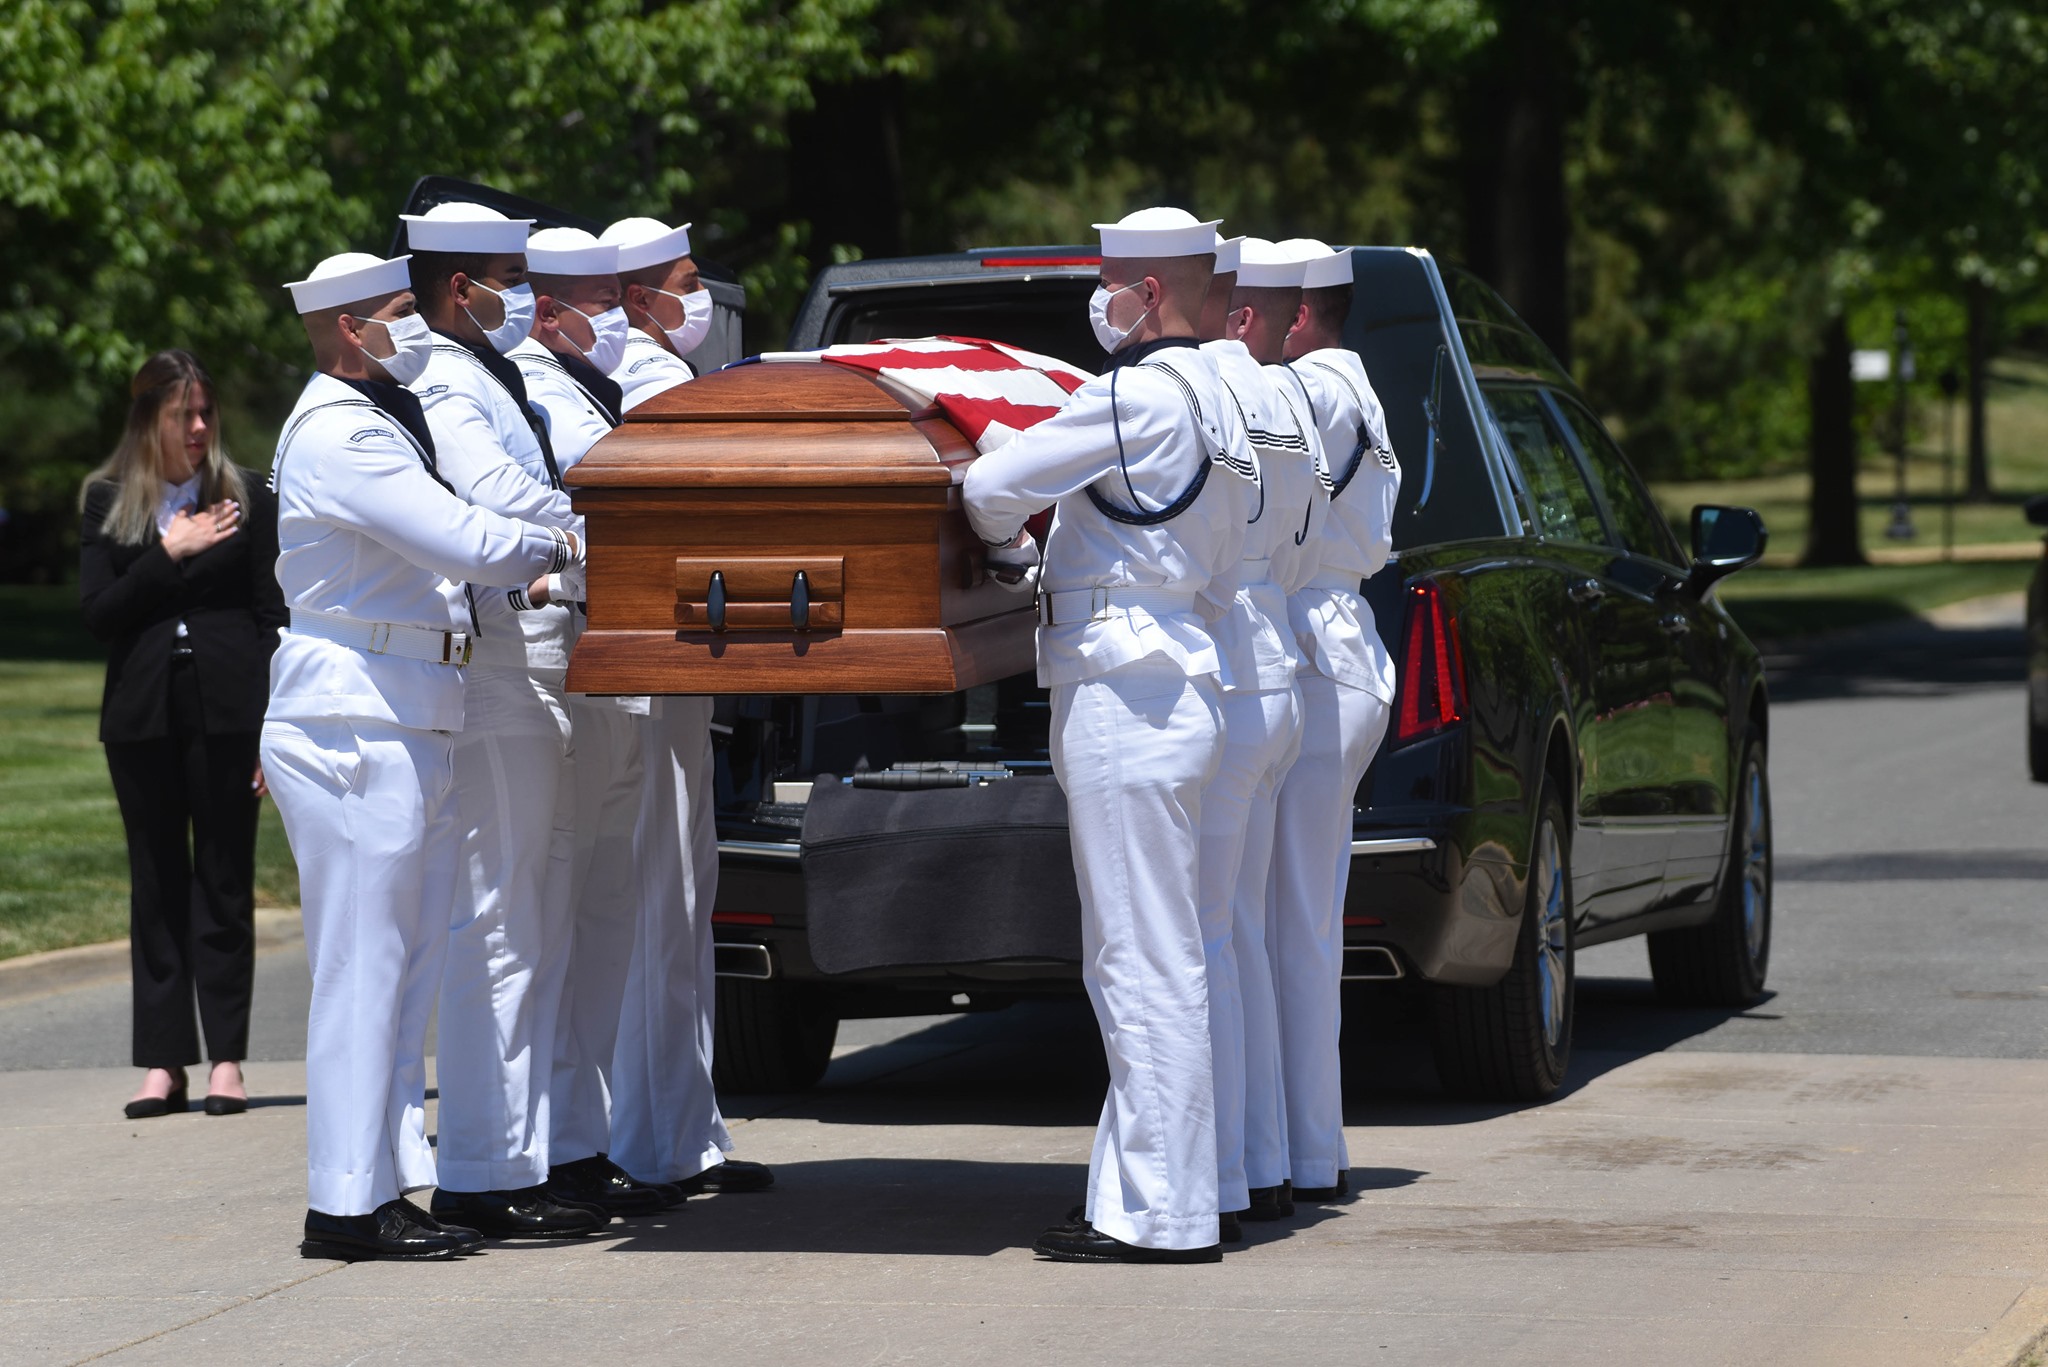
[{"xmin": 566, "ymin": 361, "xmax": 1037, "ymax": 694}]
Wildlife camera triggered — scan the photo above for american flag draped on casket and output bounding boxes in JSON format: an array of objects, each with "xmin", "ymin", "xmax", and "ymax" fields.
[{"xmin": 758, "ymin": 336, "xmax": 1092, "ymax": 456}]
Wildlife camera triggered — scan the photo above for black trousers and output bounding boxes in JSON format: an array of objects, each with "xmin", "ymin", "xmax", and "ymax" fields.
[{"xmin": 103, "ymin": 656, "xmax": 259, "ymax": 1068}]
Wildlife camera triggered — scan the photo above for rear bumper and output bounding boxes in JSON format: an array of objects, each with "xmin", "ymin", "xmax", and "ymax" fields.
[{"xmin": 711, "ymin": 816, "xmax": 1523, "ymax": 996}]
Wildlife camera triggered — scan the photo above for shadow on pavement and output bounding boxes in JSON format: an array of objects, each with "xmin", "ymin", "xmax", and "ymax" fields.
[
  {"xmin": 729, "ymin": 979, "xmax": 1768, "ymax": 1132},
  {"xmin": 1761, "ymin": 619, "xmax": 2026, "ymax": 703}
]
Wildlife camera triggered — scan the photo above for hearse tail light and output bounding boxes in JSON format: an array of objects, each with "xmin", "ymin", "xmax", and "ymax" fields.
[{"xmin": 1395, "ymin": 580, "xmax": 1469, "ymax": 743}]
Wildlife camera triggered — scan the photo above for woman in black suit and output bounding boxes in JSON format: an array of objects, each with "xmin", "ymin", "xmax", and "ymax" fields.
[{"xmin": 79, "ymin": 349, "xmax": 287, "ymax": 1119}]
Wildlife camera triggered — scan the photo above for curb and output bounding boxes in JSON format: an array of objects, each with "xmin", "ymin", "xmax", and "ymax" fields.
[
  {"xmin": 1956, "ymin": 1286, "xmax": 2048, "ymax": 1367},
  {"xmin": 0, "ymin": 907, "xmax": 303, "ymax": 1006}
]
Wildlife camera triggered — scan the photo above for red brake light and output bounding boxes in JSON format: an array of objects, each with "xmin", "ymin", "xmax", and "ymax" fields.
[
  {"xmin": 1395, "ymin": 580, "xmax": 1469, "ymax": 743},
  {"xmin": 979, "ymin": 256, "xmax": 1102, "ymax": 268}
]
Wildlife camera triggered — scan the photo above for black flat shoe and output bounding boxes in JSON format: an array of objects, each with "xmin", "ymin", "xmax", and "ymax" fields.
[
  {"xmin": 1243, "ymin": 1183, "xmax": 1294, "ymax": 1220},
  {"xmin": 301, "ymin": 1198, "xmax": 469, "ymax": 1262},
  {"xmin": 124, "ymin": 1083, "xmax": 188, "ymax": 1119},
  {"xmin": 1033, "ymin": 1219, "xmax": 1222, "ymax": 1264},
  {"xmin": 674, "ymin": 1159, "xmax": 774, "ymax": 1196},
  {"xmin": 203, "ymin": 1094, "xmax": 247, "ymax": 1116},
  {"xmin": 1293, "ymin": 1171, "xmax": 1348, "ymax": 1202},
  {"xmin": 430, "ymin": 1185, "xmax": 606, "ymax": 1239},
  {"xmin": 547, "ymin": 1156, "xmax": 668, "ymax": 1217}
]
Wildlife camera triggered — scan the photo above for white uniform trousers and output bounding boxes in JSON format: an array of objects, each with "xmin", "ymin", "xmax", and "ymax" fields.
[
  {"xmin": 1199, "ymin": 683, "xmax": 1303, "ymax": 1210},
  {"xmin": 547, "ymin": 698, "xmax": 646, "ymax": 1164},
  {"xmin": 261, "ymin": 717, "xmax": 456, "ymax": 1216},
  {"xmin": 1270, "ymin": 670, "xmax": 1390, "ymax": 1189},
  {"xmin": 433, "ymin": 665, "xmax": 576, "ymax": 1193},
  {"xmin": 1052, "ymin": 654, "xmax": 1224, "ymax": 1252},
  {"xmin": 610, "ymin": 696, "xmax": 734, "ymax": 1183}
]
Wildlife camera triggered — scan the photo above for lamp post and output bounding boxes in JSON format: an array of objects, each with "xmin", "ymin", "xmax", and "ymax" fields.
[
  {"xmin": 1939, "ymin": 366, "xmax": 1960, "ymax": 561},
  {"xmin": 1885, "ymin": 309, "xmax": 1917, "ymax": 540}
]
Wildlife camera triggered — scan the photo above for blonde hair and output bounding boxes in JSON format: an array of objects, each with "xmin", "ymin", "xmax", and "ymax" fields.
[{"xmin": 80, "ymin": 350, "xmax": 247, "ymax": 545}]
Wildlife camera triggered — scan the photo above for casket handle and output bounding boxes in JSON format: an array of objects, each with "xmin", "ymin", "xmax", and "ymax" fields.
[
  {"xmin": 791, "ymin": 571, "xmax": 811, "ymax": 631},
  {"xmin": 707, "ymin": 571, "xmax": 727, "ymax": 632}
]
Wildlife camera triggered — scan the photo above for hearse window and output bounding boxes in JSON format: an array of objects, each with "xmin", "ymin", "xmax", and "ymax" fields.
[
  {"xmin": 827, "ymin": 282, "xmax": 1103, "ymax": 373},
  {"xmin": 1484, "ymin": 386, "xmax": 1609, "ymax": 547},
  {"xmin": 1549, "ymin": 394, "xmax": 1685, "ymax": 568},
  {"xmin": 1346, "ymin": 252, "xmax": 1509, "ymax": 550}
]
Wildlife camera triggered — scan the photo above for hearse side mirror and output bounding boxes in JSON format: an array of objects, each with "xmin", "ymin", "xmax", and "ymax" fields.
[
  {"xmin": 1684, "ymin": 504, "xmax": 1767, "ymax": 597},
  {"xmin": 2024, "ymin": 494, "xmax": 2048, "ymax": 529}
]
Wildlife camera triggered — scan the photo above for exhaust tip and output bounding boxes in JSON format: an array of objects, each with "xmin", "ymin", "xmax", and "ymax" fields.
[
  {"xmin": 1341, "ymin": 946, "xmax": 1404, "ymax": 981},
  {"xmin": 713, "ymin": 943, "xmax": 775, "ymax": 980}
]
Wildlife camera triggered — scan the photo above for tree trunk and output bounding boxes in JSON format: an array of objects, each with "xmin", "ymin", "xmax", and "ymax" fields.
[
  {"xmin": 1965, "ymin": 279, "xmax": 1992, "ymax": 502},
  {"xmin": 1460, "ymin": 7, "xmax": 1572, "ymax": 370},
  {"xmin": 1803, "ymin": 312, "xmax": 1865, "ymax": 567},
  {"xmin": 788, "ymin": 77, "xmax": 905, "ymax": 264}
]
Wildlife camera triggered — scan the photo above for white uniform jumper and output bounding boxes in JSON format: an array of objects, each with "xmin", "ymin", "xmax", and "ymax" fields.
[
  {"xmin": 964, "ymin": 338, "xmax": 1255, "ymax": 1251},
  {"xmin": 1271, "ymin": 347, "xmax": 1401, "ymax": 1190},
  {"xmin": 412, "ymin": 334, "xmax": 583, "ymax": 1194},
  {"xmin": 262, "ymin": 371, "xmax": 572, "ymax": 1217},
  {"xmin": 613, "ymin": 331, "xmax": 695, "ymax": 411},
  {"xmin": 600, "ymin": 341, "xmax": 736, "ymax": 1183},
  {"xmin": 1198, "ymin": 339, "xmax": 1330, "ymax": 1211}
]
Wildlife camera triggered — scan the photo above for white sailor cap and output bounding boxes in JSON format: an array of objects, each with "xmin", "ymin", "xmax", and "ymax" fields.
[
  {"xmin": 525, "ymin": 227, "xmax": 619, "ymax": 276},
  {"xmin": 285, "ymin": 252, "xmax": 413, "ymax": 315},
  {"xmin": 399, "ymin": 202, "xmax": 534, "ymax": 254},
  {"xmin": 600, "ymin": 217, "xmax": 693, "ymax": 272},
  {"xmin": 1212, "ymin": 234, "xmax": 1244, "ymax": 276},
  {"xmin": 1236, "ymin": 238, "xmax": 1306, "ymax": 289},
  {"xmin": 1092, "ymin": 207, "xmax": 1223, "ymax": 259},
  {"xmin": 1274, "ymin": 237, "xmax": 1355, "ymax": 289}
]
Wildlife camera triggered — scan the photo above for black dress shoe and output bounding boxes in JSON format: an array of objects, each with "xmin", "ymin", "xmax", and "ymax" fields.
[
  {"xmin": 124, "ymin": 1083, "xmax": 188, "ymax": 1120},
  {"xmin": 674, "ymin": 1159, "xmax": 774, "ymax": 1195},
  {"xmin": 1293, "ymin": 1171, "xmax": 1349, "ymax": 1202},
  {"xmin": 1244, "ymin": 1184, "xmax": 1295, "ymax": 1220},
  {"xmin": 1033, "ymin": 1219, "xmax": 1222, "ymax": 1264},
  {"xmin": 638, "ymin": 1177, "xmax": 687, "ymax": 1209},
  {"xmin": 1219, "ymin": 1211, "xmax": 1243, "ymax": 1244},
  {"xmin": 301, "ymin": 1198, "xmax": 469, "ymax": 1262},
  {"xmin": 202, "ymin": 1094, "xmax": 247, "ymax": 1116},
  {"xmin": 430, "ymin": 1185, "xmax": 606, "ymax": 1239},
  {"xmin": 547, "ymin": 1156, "xmax": 667, "ymax": 1217}
]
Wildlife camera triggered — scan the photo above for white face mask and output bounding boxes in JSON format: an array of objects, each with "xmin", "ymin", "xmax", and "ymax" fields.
[
  {"xmin": 1089, "ymin": 281, "xmax": 1150, "ymax": 353},
  {"xmin": 563, "ymin": 304, "xmax": 631, "ymax": 375},
  {"xmin": 464, "ymin": 280, "xmax": 535, "ymax": 354},
  {"xmin": 654, "ymin": 286, "xmax": 713, "ymax": 357},
  {"xmin": 357, "ymin": 312, "xmax": 434, "ymax": 386}
]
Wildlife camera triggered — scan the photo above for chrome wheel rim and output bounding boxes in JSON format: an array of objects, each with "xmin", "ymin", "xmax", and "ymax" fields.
[
  {"xmin": 1741, "ymin": 763, "xmax": 1770, "ymax": 965},
  {"xmin": 1534, "ymin": 821, "xmax": 1568, "ymax": 1050}
]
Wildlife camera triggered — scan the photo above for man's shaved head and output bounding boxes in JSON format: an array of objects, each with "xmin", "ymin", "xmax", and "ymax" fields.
[{"xmin": 1228, "ymin": 284, "xmax": 1303, "ymax": 365}]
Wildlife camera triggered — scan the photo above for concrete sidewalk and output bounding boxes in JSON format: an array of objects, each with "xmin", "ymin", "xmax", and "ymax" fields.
[{"xmin": 5, "ymin": 1037, "xmax": 2048, "ymax": 1367}]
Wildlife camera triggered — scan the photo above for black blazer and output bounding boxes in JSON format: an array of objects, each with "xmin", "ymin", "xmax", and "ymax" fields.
[{"xmin": 79, "ymin": 468, "xmax": 287, "ymax": 742}]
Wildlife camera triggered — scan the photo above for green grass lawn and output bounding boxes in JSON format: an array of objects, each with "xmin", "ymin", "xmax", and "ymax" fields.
[
  {"xmin": 0, "ymin": 587, "xmax": 296, "ymax": 960},
  {"xmin": 1650, "ymin": 350, "xmax": 2048, "ymax": 558},
  {"xmin": 1710, "ymin": 560, "xmax": 2036, "ymax": 640}
]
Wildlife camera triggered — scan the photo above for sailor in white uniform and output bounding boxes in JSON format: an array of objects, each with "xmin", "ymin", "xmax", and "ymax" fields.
[
  {"xmin": 594, "ymin": 215, "xmax": 771, "ymax": 1199},
  {"xmin": 395, "ymin": 203, "xmax": 609, "ymax": 1239},
  {"xmin": 965, "ymin": 207, "xmax": 1257, "ymax": 1264},
  {"xmin": 1269, "ymin": 238, "xmax": 1401, "ymax": 1203},
  {"xmin": 504, "ymin": 227, "xmax": 702, "ymax": 1213},
  {"xmin": 1198, "ymin": 236, "xmax": 1329, "ymax": 1229},
  {"xmin": 265, "ymin": 251, "xmax": 580, "ymax": 1262},
  {"xmin": 601, "ymin": 215, "xmax": 710, "ymax": 408}
]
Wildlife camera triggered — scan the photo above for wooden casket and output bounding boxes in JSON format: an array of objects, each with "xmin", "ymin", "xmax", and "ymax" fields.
[{"xmin": 563, "ymin": 363, "xmax": 1039, "ymax": 696}]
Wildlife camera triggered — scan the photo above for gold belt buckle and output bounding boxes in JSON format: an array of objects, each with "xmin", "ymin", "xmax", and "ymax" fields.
[
  {"xmin": 1089, "ymin": 586, "xmax": 1111, "ymax": 622},
  {"xmin": 366, "ymin": 622, "xmax": 392, "ymax": 655}
]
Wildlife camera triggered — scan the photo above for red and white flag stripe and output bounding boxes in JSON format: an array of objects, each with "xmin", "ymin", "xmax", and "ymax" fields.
[{"xmin": 758, "ymin": 336, "xmax": 1091, "ymax": 456}]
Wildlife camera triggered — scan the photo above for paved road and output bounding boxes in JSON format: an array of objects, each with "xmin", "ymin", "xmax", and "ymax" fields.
[{"xmin": 3, "ymin": 610, "xmax": 2047, "ymax": 1366}]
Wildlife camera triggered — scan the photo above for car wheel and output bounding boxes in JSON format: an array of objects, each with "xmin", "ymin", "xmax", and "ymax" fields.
[
  {"xmin": 1428, "ymin": 779, "xmax": 1574, "ymax": 1102},
  {"xmin": 2029, "ymin": 685, "xmax": 2048, "ymax": 783},
  {"xmin": 1648, "ymin": 727, "xmax": 1771, "ymax": 1007},
  {"xmin": 712, "ymin": 977, "xmax": 839, "ymax": 1093}
]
